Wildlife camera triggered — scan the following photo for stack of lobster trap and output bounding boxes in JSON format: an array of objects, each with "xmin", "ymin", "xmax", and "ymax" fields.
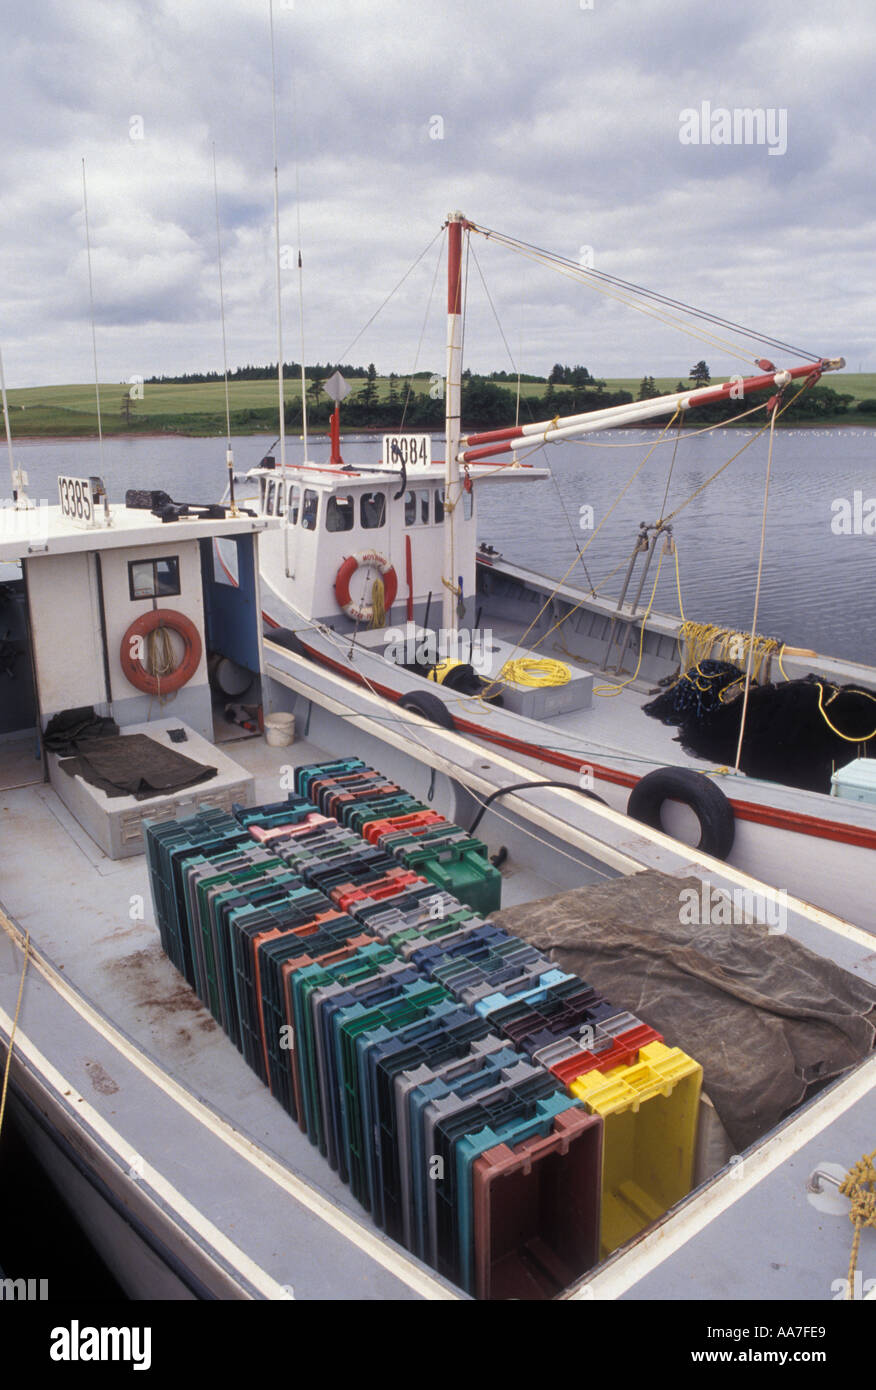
[{"xmin": 145, "ymin": 757, "xmax": 702, "ymax": 1298}]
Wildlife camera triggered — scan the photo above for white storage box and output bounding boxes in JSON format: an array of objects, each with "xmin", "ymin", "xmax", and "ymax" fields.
[{"xmin": 830, "ymin": 758, "xmax": 876, "ymax": 805}]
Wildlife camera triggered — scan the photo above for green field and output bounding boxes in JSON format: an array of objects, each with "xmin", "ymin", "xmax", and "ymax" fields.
[{"xmin": 4, "ymin": 371, "xmax": 874, "ymax": 437}]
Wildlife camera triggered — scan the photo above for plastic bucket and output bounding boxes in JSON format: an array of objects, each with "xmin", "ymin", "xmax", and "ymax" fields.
[{"xmin": 265, "ymin": 712, "xmax": 295, "ymax": 747}]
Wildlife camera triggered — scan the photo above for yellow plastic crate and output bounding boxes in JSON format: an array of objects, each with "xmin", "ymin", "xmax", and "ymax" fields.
[{"xmin": 570, "ymin": 1041, "xmax": 702, "ymax": 1257}]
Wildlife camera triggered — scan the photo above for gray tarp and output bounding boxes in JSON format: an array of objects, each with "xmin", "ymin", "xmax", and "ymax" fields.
[
  {"xmin": 60, "ymin": 733, "xmax": 216, "ymax": 802},
  {"xmin": 491, "ymin": 870, "xmax": 876, "ymax": 1149}
]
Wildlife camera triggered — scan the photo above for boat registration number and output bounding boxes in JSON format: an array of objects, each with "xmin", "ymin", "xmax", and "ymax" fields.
[
  {"xmin": 382, "ymin": 434, "xmax": 432, "ymax": 469},
  {"xmin": 58, "ymin": 475, "xmax": 97, "ymax": 526}
]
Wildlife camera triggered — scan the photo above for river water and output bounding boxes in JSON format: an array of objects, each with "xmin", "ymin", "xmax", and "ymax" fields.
[{"xmin": 11, "ymin": 425, "xmax": 876, "ymax": 662}]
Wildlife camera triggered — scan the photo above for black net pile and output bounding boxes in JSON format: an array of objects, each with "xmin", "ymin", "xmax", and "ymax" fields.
[{"xmin": 644, "ymin": 667, "xmax": 876, "ymax": 793}]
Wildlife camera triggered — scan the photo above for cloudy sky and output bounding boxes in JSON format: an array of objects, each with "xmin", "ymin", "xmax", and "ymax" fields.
[{"xmin": 1, "ymin": 0, "xmax": 874, "ymax": 388}]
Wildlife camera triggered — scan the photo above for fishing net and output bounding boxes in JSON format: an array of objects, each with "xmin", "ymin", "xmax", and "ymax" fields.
[{"xmin": 644, "ymin": 666, "xmax": 876, "ymax": 793}]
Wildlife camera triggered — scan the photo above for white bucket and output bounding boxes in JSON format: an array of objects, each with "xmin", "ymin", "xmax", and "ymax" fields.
[{"xmin": 264, "ymin": 711, "xmax": 295, "ymax": 747}]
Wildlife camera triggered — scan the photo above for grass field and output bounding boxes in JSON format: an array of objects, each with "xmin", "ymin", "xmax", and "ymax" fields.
[{"xmin": 4, "ymin": 371, "xmax": 874, "ymax": 437}]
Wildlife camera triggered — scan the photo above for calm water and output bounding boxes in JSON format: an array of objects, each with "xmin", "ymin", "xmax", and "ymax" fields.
[{"xmin": 12, "ymin": 425, "xmax": 876, "ymax": 662}]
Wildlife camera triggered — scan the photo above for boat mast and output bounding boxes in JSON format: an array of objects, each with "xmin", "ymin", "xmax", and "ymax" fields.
[{"xmin": 442, "ymin": 212, "xmax": 466, "ymax": 633}]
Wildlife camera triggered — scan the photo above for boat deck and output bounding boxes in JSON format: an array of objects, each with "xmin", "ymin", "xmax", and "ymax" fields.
[{"xmin": 1, "ymin": 721, "xmax": 874, "ymax": 1301}]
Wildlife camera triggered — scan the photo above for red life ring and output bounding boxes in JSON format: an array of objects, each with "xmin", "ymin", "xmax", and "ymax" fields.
[
  {"xmin": 120, "ymin": 609, "xmax": 203, "ymax": 695},
  {"xmin": 334, "ymin": 550, "xmax": 398, "ymax": 622}
]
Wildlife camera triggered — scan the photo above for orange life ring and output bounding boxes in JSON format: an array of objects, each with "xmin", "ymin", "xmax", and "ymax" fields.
[
  {"xmin": 120, "ymin": 609, "xmax": 203, "ymax": 695},
  {"xmin": 334, "ymin": 550, "xmax": 398, "ymax": 622}
]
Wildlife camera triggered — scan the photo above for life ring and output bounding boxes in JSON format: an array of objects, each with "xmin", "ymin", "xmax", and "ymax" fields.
[
  {"xmin": 627, "ymin": 766, "xmax": 736, "ymax": 860},
  {"xmin": 120, "ymin": 609, "xmax": 203, "ymax": 696},
  {"xmin": 334, "ymin": 550, "xmax": 398, "ymax": 621}
]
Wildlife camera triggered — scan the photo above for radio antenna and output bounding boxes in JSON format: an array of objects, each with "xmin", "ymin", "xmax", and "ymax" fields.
[
  {"xmin": 212, "ymin": 144, "xmax": 237, "ymax": 514},
  {"xmin": 81, "ymin": 158, "xmax": 105, "ymax": 472}
]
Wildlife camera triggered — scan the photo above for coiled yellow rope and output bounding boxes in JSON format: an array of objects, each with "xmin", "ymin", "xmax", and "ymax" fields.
[
  {"xmin": 369, "ymin": 576, "xmax": 385, "ymax": 630},
  {"xmin": 676, "ymin": 620, "xmax": 782, "ymax": 687},
  {"xmin": 839, "ymin": 1148, "xmax": 876, "ymax": 1300},
  {"xmin": 499, "ymin": 658, "xmax": 571, "ymax": 687},
  {"xmin": 815, "ymin": 683, "xmax": 876, "ymax": 743}
]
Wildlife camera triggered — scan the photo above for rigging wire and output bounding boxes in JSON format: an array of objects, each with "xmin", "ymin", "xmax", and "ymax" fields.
[
  {"xmin": 400, "ymin": 239, "xmax": 444, "ymax": 431},
  {"xmin": 333, "ymin": 229, "xmax": 444, "ymax": 366},
  {"xmin": 470, "ymin": 222, "xmax": 823, "ymax": 365}
]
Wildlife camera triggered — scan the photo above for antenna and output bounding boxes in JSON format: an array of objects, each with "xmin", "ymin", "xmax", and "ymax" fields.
[
  {"xmin": 81, "ymin": 158, "xmax": 104, "ymax": 471},
  {"xmin": 291, "ymin": 71, "xmax": 308, "ymax": 462},
  {"xmin": 0, "ymin": 344, "xmax": 25, "ymax": 506},
  {"xmin": 212, "ymin": 144, "xmax": 237, "ymax": 515},
  {"xmin": 268, "ymin": 0, "xmax": 291, "ymax": 576}
]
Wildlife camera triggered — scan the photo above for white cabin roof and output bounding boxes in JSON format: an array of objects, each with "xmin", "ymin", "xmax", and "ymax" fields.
[
  {"xmin": 246, "ymin": 458, "xmax": 551, "ymax": 489},
  {"xmin": 0, "ymin": 501, "xmax": 276, "ymax": 564}
]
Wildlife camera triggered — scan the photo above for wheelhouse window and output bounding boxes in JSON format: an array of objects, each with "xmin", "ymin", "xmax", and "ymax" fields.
[
  {"xmin": 404, "ymin": 488, "xmax": 430, "ymax": 526},
  {"xmin": 265, "ymin": 479, "xmax": 277, "ymax": 515},
  {"xmin": 326, "ymin": 493, "xmax": 355, "ymax": 533},
  {"xmin": 128, "ymin": 556, "xmax": 181, "ymax": 601},
  {"xmin": 434, "ymin": 487, "xmax": 445, "ymax": 524},
  {"xmin": 276, "ymin": 480, "xmax": 285, "ymax": 515},
  {"xmin": 360, "ymin": 491, "xmax": 386, "ymax": 529},
  {"xmin": 287, "ymin": 484, "xmax": 301, "ymax": 525},
  {"xmin": 301, "ymin": 490, "xmax": 319, "ymax": 531}
]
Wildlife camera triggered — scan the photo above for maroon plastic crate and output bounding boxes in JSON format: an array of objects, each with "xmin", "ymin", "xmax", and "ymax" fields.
[{"xmin": 472, "ymin": 1107, "xmax": 602, "ymax": 1301}]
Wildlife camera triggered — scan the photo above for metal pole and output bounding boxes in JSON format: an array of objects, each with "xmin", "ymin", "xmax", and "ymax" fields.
[
  {"xmin": 442, "ymin": 213, "xmax": 465, "ymax": 634},
  {"xmin": 0, "ymin": 344, "xmax": 22, "ymax": 505}
]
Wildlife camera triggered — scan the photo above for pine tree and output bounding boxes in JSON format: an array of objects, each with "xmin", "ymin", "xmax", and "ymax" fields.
[{"xmin": 689, "ymin": 360, "xmax": 711, "ymax": 387}]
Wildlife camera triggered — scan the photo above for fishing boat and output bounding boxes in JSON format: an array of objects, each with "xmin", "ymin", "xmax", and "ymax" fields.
[
  {"xmin": 226, "ymin": 213, "xmax": 876, "ymax": 932},
  {"xmin": 0, "ymin": 479, "xmax": 874, "ymax": 1304}
]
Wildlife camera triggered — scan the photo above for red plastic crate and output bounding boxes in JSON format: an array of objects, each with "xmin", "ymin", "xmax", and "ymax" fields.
[
  {"xmin": 472, "ymin": 1107, "xmax": 603, "ymax": 1301},
  {"xmin": 549, "ymin": 1023, "xmax": 663, "ymax": 1088},
  {"xmin": 361, "ymin": 810, "xmax": 447, "ymax": 845},
  {"xmin": 330, "ymin": 869, "xmax": 428, "ymax": 912}
]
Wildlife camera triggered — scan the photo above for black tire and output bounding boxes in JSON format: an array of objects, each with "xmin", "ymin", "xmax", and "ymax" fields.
[
  {"xmin": 266, "ymin": 626, "xmax": 307, "ymax": 656},
  {"xmin": 627, "ymin": 766, "xmax": 735, "ymax": 860},
  {"xmin": 398, "ymin": 689, "xmax": 455, "ymax": 730}
]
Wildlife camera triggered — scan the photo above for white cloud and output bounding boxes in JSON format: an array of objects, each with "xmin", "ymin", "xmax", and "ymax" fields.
[{"xmin": 1, "ymin": 0, "xmax": 874, "ymax": 385}]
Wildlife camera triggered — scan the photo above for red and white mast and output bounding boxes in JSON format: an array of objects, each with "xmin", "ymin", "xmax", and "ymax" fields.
[{"xmin": 442, "ymin": 212, "xmax": 468, "ymax": 632}]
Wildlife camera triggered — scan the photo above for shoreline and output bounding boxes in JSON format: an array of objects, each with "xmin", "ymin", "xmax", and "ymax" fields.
[{"xmin": 11, "ymin": 417, "xmax": 876, "ymax": 445}]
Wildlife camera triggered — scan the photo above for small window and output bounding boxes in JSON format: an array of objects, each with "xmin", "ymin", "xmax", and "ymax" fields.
[
  {"xmin": 404, "ymin": 488, "xmax": 430, "ymax": 527},
  {"xmin": 276, "ymin": 480, "xmax": 285, "ymax": 516},
  {"xmin": 326, "ymin": 493, "xmax": 355, "ymax": 533},
  {"xmin": 259, "ymin": 477, "xmax": 267, "ymax": 511},
  {"xmin": 129, "ymin": 556, "xmax": 181, "ymax": 600},
  {"xmin": 360, "ymin": 491, "xmax": 386, "ymax": 529},
  {"xmin": 301, "ymin": 490, "xmax": 319, "ymax": 531},
  {"xmin": 434, "ymin": 488, "xmax": 445, "ymax": 524},
  {"xmin": 266, "ymin": 479, "xmax": 277, "ymax": 516},
  {"xmin": 463, "ymin": 488, "xmax": 474, "ymax": 521},
  {"xmin": 288, "ymin": 484, "xmax": 301, "ymax": 525}
]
